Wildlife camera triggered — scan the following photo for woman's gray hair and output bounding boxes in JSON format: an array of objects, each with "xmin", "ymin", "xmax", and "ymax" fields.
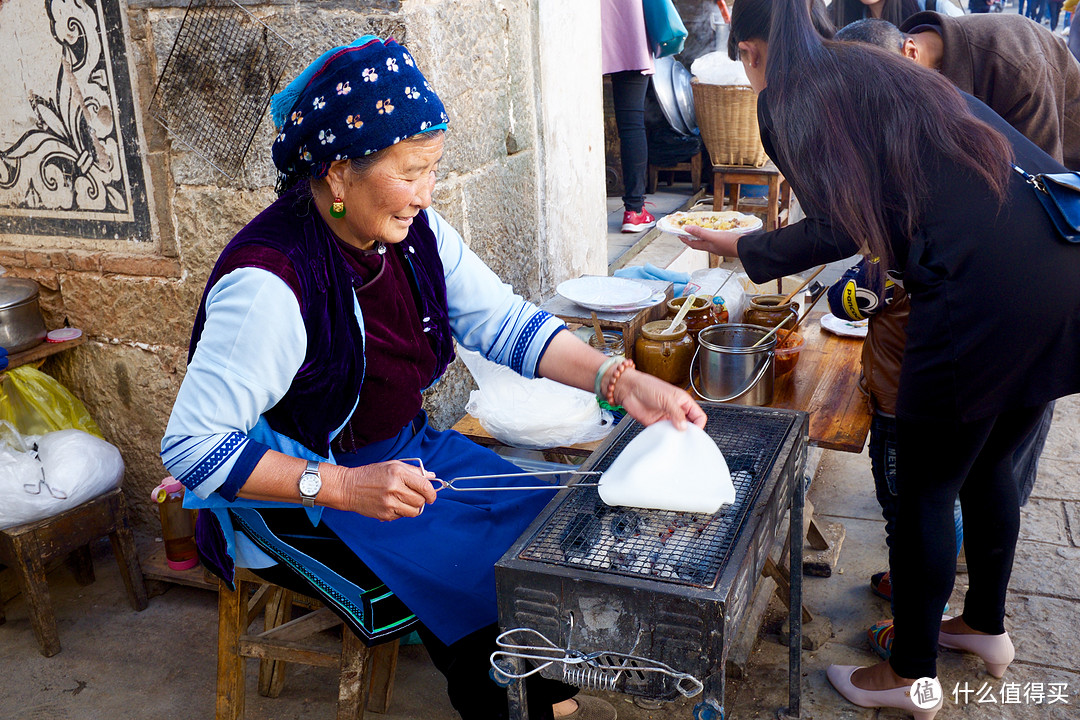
[{"xmin": 347, "ymin": 130, "xmax": 446, "ymax": 179}]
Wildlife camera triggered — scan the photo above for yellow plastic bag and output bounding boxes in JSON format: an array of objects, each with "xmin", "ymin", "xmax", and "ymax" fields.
[{"xmin": 0, "ymin": 366, "xmax": 103, "ymax": 439}]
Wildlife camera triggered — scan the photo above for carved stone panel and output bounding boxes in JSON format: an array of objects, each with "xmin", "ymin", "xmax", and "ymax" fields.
[{"xmin": 0, "ymin": 0, "xmax": 153, "ymax": 243}]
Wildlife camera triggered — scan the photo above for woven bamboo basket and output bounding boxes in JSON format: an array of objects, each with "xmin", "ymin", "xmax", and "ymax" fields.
[{"xmin": 691, "ymin": 79, "xmax": 767, "ymax": 168}]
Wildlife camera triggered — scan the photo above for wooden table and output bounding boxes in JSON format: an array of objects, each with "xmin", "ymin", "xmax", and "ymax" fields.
[
  {"xmin": 454, "ymin": 312, "xmax": 870, "ymax": 456},
  {"xmin": 768, "ymin": 313, "xmax": 869, "ymax": 454},
  {"xmin": 451, "ymin": 413, "xmax": 602, "ymax": 460}
]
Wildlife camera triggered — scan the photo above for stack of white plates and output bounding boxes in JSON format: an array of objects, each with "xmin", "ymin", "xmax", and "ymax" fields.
[{"xmin": 556, "ymin": 277, "xmax": 663, "ymax": 312}]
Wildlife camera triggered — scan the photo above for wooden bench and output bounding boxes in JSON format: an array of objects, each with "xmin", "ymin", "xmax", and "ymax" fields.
[
  {"xmin": 710, "ymin": 163, "xmax": 792, "ymax": 267},
  {"xmin": 648, "ymin": 151, "xmax": 704, "ymax": 194},
  {"xmin": 0, "ymin": 487, "xmax": 148, "ymax": 656}
]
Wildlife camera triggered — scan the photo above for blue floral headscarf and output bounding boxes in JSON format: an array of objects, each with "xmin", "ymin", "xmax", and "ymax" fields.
[{"xmin": 270, "ymin": 36, "xmax": 449, "ymax": 179}]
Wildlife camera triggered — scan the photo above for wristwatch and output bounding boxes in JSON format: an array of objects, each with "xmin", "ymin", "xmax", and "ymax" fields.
[{"xmin": 298, "ymin": 459, "xmax": 322, "ymax": 508}]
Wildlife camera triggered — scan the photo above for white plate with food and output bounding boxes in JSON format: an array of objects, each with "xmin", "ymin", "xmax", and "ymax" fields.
[
  {"xmin": 556, "ymin": 277, "xmax": 654, "ymax": 312},
  {"xmin": 820, "ymin": 313, "xmax": 869, "ymax": 338},
  {"xmin": 657, "ymin": 210, "xmax": 764, "ymax": 239}
]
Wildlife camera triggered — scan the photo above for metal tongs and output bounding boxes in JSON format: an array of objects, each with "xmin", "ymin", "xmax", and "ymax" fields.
[
  {"xmin": 399, "ymin": 458, "xmax": 601, "ymax": 492},
  {"xmin": 489, "ymin": 622, "xmax": 704, "ymax": 698}
]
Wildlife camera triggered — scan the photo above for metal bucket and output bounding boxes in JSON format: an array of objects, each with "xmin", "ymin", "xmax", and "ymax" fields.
[{"xmin": 691, "ymin": 323, "xmax": 775, "ymax": 406}]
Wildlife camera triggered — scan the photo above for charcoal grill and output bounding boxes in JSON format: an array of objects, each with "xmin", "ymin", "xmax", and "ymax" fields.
[{"xmin": 494, "ymin": 402, "xmax": 808, "ymax": 720}]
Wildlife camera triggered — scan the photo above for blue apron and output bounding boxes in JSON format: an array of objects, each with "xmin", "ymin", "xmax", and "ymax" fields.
[{"xmin": 318, "ymin": 415, "xmax": 552, "ymax": 645}]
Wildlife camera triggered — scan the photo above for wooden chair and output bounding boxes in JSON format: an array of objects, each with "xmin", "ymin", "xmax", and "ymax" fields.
[
  {"xmin": 217, "ymin": 568, "xmax": 400, "ymax": 719},
  {"xmin": 0, "ymin": 487, "xmax": 148, "ymax": 657},
  {"xmin": 648, "ymin": 151, "xmax": 704, "ymax": 194}
]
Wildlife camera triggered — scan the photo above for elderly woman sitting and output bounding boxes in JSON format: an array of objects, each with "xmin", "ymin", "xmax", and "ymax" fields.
[{"xmin": 161, "ymin": 36, "xmax": 705, "ymax": 720}]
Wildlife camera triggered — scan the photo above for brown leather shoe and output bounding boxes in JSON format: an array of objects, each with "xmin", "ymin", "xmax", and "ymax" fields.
[{"xmin": 558, "ymin": 695, "xmax": 617, "ymax": 720}]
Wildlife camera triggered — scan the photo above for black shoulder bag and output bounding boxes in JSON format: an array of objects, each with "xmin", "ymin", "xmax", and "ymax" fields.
[{"xmin": 1012, "ymin": 163, "xmax": 1080, "ymax": 243}]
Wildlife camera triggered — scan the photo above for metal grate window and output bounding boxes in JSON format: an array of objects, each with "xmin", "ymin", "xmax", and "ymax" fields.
[
  {"xmin": 149, "ymin": 0, "xmax": 294, "ymax": 178},
  {"xmin": 518, "ymin": 406, "xmax": 798, "ymax": 589}
]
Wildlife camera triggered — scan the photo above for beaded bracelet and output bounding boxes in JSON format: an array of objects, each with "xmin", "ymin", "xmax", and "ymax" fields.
[
  {"xmin": 605, "ymin": 359, "xmax": 635, "ymax": 405},
  {"xmin": 594, "ymin": 355, "xmax": 624, "ymax": 401}
]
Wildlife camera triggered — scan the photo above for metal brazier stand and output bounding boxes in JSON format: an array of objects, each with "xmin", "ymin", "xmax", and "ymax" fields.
[{"xmin": 493, "ymin": 403, "xmax": 809, "ymax": 720}]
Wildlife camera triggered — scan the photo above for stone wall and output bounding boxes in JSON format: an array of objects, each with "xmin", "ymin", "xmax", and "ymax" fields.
[{"xmin": 0, "ymin": 0, "xmax": 605, "ymax": 528}]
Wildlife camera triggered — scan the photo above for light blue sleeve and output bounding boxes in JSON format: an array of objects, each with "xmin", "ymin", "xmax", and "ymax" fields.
[
  {"xmin": 161, "ymin": 268, "xmax": 308, "ymax": 499},
  {"xmin": 429, "ymin": 208, "xmax": 566, "ymax": 378}
]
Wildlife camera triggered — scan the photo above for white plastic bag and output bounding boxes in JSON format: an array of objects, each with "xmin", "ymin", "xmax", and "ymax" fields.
[
  {"xmin": 686, "ymin": 268, "xmax": 749, "ymax": 323},
  {"xmin": 0, "ymin": 422, "xmax": 124, "ymax": 530},
  {"xmin": 690, "ymin": 51, "xmax": 752, "ymax": 86},
  {"xmin": 36, "ymin": 429, "xmax": 124, "ymax": 502},
  {"xmin": 459, "ymin": 348, "xmax": 614, "ymax": 450}
]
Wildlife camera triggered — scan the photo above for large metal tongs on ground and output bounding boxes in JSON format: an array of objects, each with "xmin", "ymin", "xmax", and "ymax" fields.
[
  {"xmin": 399, "ymin": 458, "xmax": 601, "ymax": 492},
  {"xmin": 489, "ymin": 625, "xmax": 705, "ymax": 698}
]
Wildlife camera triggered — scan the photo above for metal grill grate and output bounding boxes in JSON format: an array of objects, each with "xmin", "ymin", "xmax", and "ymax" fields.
[
  {"xmin": 149, "ymin": 0, "xmax": 294, "ymax": 177},
  {"xmin": 518, "ymin": 406, "xmax": 798, "ymax": 589}
]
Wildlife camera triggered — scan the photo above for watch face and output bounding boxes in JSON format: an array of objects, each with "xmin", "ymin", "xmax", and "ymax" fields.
[{"xmin": 299, "ymin": 473, "xmax": 321, "ymax": 497}]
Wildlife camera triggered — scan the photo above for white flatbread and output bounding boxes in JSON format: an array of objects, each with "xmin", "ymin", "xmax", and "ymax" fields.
[{"xmin": 599, "ymin": 421, "xmax": 735, "ymax": 514}]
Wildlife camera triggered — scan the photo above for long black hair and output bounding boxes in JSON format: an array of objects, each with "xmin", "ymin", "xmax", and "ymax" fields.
[
  {"xmin": 764, "ymin": 0, "xmax": 1013, "ymax": 273},
  {"xmin": 728, "ymin": 0, "xmax": 835, "ymax": 60}
]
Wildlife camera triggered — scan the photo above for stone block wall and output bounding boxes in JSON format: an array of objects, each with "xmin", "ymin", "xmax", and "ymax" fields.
[{"xmin": 0, "ymin": 0, "xmax": 606, "ymax": 528}]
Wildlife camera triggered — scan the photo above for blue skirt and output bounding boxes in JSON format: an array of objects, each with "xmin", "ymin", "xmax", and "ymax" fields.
[{"xmin": 236, "ymin": 413, "xmax": 554, "ymax": 646}]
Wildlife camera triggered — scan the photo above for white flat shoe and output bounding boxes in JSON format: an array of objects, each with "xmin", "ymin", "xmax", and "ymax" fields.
[
  {"xmin": 939, "ymin": 616, "xmax": 1015, "ymax": 678},
  {"xmin": 827, "ymin": 665, "xmax": 942, "ymax": 720}
]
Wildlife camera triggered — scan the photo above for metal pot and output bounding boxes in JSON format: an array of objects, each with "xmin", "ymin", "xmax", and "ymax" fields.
[
  {"xmin": 0, "ymin": 278, "xmax": 47, "ymax": 353},
  {"xmin": 691, "ymin": 323, "xmax": 775, "ymax": 406}
]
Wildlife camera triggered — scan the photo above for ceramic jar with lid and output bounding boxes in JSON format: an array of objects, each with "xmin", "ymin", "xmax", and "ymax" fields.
[
  {"xmin": 635, "ymin": 320, "xmax": 694, "ymax": 386},
  {"xmin": 744, "ymin": 294, "xmax": 799, "ymax": 331},
  {"xmin": 666, "ymin": 295, "xmax": 724, "ymax": 341}
]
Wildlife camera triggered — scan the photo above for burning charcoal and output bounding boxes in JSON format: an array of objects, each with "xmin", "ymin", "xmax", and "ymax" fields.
[
  {"xmin": 559, "ymin": 512, "xmax": 601, "ymax": 559},
  {"xmin": 608, "ymin": 547, "xmax": 641, "ymax": 571},
  {"xmin": 609, "ymin": 511, "xmax": 642, "ymax": 539},
  {"xmin": 675, "ymin": 552, "xmax": 716, "ymax": 585}
]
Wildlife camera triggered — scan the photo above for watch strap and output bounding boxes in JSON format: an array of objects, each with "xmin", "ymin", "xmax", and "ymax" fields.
[{"xmin": 300, "ymin": 459, "xmax": 321, "ymax": 508}]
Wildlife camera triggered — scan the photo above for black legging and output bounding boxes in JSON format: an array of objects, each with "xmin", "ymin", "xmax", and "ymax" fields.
[
  {"xmin": 887, "ymin": 403, "xmax": 1048, "ymax": 679},
  {"xmin": 248, "ymin": 509, "xmax": 577, "ymax": 720},
  {"xmin": 609, "ymin": 70, "xmax": 650, "ymax": 213}
]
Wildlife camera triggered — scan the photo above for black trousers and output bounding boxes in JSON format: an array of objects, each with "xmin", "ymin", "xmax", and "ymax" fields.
[
  {"xmin": 248, "ymin": 509, "xmax": 577, "ymax": 720},
  {"xmin": 887, "ymin": 404, "xmax": 1048, "ymax": 679},
  {"xmin": 609, "ymin": 70, "xmax": 650, "ymax": 213}
]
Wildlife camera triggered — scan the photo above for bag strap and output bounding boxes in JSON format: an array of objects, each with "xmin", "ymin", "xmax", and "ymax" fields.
[{"xmin": 1012, "ymin": 162, "xmax": 1047, "ymax": 193}]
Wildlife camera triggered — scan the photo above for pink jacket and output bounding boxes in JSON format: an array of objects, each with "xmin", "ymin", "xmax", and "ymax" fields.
[{"xmin": 601, "ymin": 0, "xmax": 655, "ymax": 75}]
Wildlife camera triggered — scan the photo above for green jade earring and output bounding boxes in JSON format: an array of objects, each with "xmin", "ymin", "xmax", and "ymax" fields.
[{"xmin": 330, "ymin": 197, "xmax": 346, "ymax": 219}]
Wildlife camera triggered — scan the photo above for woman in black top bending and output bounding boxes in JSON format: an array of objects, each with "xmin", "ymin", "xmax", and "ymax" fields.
[{"xmin": 684, "ymin": 0, "xmax": 1080, "ymax": 716}]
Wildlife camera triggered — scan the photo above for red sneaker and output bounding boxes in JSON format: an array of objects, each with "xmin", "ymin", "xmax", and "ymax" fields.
[{"xmin": 621, "ymin": 207, "xmax": 657, "ymax": 233}]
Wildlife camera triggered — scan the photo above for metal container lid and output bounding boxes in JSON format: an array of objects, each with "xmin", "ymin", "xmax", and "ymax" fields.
[{"xmin": 0, "ymin": 278, "xmax": 40, "ymax": 309}]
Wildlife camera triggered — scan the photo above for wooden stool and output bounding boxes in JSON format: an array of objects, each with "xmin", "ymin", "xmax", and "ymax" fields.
[
  {"xmin": 0, "ymin": 487, "xmax": 148, "ymax": 657},
  {"xmin": 217, "ymin": 568, "xmax": 400, "ymax": 719},
  {"xmin": 648, "ymin": 151, "xmax": 703, "ymax": 193},
  {"xmin": 710, "ymin": 163, "xmax": 792, "ymax": 267}
]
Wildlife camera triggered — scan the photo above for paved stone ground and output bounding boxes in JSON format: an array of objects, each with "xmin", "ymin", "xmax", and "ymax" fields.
[{"xmin": 1, "ymin": 396, "xmax": 1077, "ymax": 719}]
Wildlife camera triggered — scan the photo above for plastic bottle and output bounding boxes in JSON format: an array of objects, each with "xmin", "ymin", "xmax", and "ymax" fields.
[{"xmin": 151, "ymin": 477, "xmax": 199, "ymax": 570}]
